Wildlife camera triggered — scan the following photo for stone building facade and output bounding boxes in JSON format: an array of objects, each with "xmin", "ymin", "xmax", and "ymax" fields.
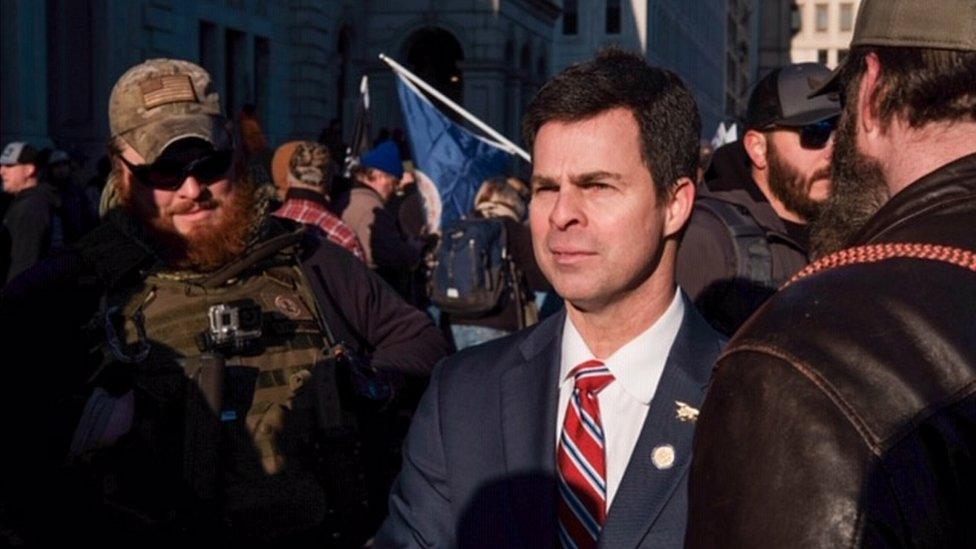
[
  {"xmin": 756, "ymin": 0, "xmax": 797, "ymax": 78},
  {"xmin": 2, "ymin": 0, "xmax": 760, "ymax": 171},
  {"xmin": 790, "ymin": 0, "xmax": 861, "ymax": 68},
  {"xmin": 1, "ymin": 0, "xmax": 560, "ymax": 165},
  {"xmin": 551, "ymin": 0, "xmax": 754, "ymax": 134}
]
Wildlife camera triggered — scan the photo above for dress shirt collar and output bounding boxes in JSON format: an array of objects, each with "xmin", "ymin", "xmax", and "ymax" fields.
[{"xmin": 560, "ymin": 289, "xmax": 685, "ymax": 404}]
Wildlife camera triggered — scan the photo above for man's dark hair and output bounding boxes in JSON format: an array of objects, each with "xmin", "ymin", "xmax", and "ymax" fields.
[
  {"xmin": 839, "ymin": 46, "xmax": 976, "ymax": 129},
  {"xmin": 522, "ymin": 48, "xmax": 701, "ymax": 199}
]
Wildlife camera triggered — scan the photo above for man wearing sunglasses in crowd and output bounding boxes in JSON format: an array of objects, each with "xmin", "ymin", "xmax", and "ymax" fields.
[
  {"xmin": 675, "ymin": 62, "xmax": 839, "ymax": 335},
  {"xmin": 0, "ymin": 59, "xmax": 449, "ymax": 546}
]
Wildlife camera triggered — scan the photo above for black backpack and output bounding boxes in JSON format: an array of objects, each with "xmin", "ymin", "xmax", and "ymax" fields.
[
  {"xmin": 694, "ymin": 196, "xmax": 776, "ymax": 333},
  {"xmin": 429, "ymin": 217, "xmax": 512, "ymax": 317}
]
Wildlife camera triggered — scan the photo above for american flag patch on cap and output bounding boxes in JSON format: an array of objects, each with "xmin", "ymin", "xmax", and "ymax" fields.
[{"xmin": 140, "ymin": 75, "xmax": 198, "ymax": 109}]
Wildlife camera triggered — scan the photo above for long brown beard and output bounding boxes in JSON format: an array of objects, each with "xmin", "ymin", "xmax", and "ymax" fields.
[
  {"xmin": 122, "ymin": 178, "xmax": 259, "ymax": 272},
  {"xmin": 809, "ymin": 104, "xmax": 890, "ymax": 258},
  {"xmin": 766, "ymin": 140, "xmax": 830, "ymax": 222}
]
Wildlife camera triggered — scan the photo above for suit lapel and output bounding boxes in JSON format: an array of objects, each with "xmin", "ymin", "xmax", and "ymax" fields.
[
  {"xmin": 501, "ymin": 310, "xmax": 565, "ymax": 548},
  {"xmin": 598, "ymin": 300, "xmax": 722, "ymax": 548}
]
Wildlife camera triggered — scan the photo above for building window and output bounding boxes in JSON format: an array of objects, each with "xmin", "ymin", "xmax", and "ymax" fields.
[
  {"xmin": 606, "ymin": 0, "xmax": 621, "ymax": 34},
  {"xmin": 790, "ymin": 5, "xmax": 802, "ymax": 32},
  {"xmin": 199, "ymin": 21, "xmax": 218, "ymax": 78},
  {"xmin": 254, "ymin": 37, "xmax": 270, "ymax": 123},
  {"xmin": 838, "ymin": 48, "xmax": 849, "ymax": 64},
  {"xmin": 840, "ymin": 3, "xmax": 854, "ymax": 31},
  {"xmin": 818, "ymin": 49, "xmax": 829, "ymax": 65},
  {"xmin": 815, "ymin": 4, "xmax": 829, "ymax": 32},
  {"xmin": 225, "ymin": 28, "xmax": 246, "ymax": 116},
  {"xmin": 563, "ymin": 0, "xmax": 578, "ymax": 35}
]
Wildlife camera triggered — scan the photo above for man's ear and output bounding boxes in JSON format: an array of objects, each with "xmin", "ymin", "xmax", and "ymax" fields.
[
  {"xmin": 743, "ymin": 130, "xmax": 768, "ymax": 170},
  {"xmin": 25, "ymin": 164, "xmax": 37, "ymax": 179},
  {"xmin": 858, "ymin": 52, "xmax": 884, "ymax": 136},
  {"xmin": 664, "ymin": 177, "xmax": 695, "ymax": 238},
  {"xmin": 112, "ymin": 160, "xmax": 131, "ymax": 194}
]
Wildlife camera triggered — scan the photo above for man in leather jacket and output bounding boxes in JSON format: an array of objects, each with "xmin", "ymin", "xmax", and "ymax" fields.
[{"xmin": 686, "ymin": 0, "xmax": 976, "ymax": 547}]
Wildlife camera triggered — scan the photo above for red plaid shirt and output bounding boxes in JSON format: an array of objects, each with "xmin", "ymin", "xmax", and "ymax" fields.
[{"xmin": 274, "ymin": 197, "xmax": 365, "ymax": 261}]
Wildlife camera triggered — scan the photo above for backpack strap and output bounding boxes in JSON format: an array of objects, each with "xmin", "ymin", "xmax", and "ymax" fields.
[
  {"xmin": 199, "ymin": 221, "xmax": 307, "ymax": 288},
  {"xmin": 784, "ymin": 243, "xmax": 976, "ymax": 288},
  {"xmin": 74, "ymin": 219, "xmax": 157, "ymax": 290},
  {"xmin": 695, "ymin": 196, "xmax": 775, "ymax": 288}
]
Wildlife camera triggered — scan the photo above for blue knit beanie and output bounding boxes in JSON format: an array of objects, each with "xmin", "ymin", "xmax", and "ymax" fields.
[{"xmin": 361, "ymin": 140, "xmax": 403, "ymax": 179}]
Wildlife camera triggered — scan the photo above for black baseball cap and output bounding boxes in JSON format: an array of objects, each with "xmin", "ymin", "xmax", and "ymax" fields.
[
  {"xmin": 0, "ymin": 142, "xmax": 40, "ymax": 166},
  {"xmin": 746, "ymin": 63, "xmax": 841, "ymax": 129}
]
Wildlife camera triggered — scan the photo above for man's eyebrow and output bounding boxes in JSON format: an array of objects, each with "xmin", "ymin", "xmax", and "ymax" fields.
[
  {"xmin": 531, "ymin": 171, "xmax": 623, "ymax": 187},
  {"xmin": 570, "ymin": 171, "xmax": 622, "ymax": 185},
  {"xmin": 530, "ymin": 175, "xmax": 558, "ymax": 188}
]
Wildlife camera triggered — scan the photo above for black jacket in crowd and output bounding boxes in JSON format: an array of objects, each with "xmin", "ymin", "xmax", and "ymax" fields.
[
  {"xmin": 1, "ymin": 182, "xmax": 60, "ymax": 283},
  {"xmin": 686, "ymin": 152, "xmax": 976, "ymax": 547}
]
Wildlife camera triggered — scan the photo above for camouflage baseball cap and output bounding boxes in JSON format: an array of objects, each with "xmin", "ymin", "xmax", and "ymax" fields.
[
  {"xmin": 271, "ymin": 141, "xmax": 303, "ymax": 191},
  {"xmin": 288, "ymin": 142, "xmax": 332, "ymax": 187},
  {"xmin": 109, "ymin": 58, "xmax": 229, "ymax": 164}
]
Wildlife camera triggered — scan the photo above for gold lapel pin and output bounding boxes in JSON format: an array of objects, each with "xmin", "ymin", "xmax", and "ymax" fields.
[
  {"xmin": 675, "ymin": 401, "xmax": 699, "ymax": 422},
  {"xmin": 652, "ymin": 444, "xmax": 676, "ymax": 470}
]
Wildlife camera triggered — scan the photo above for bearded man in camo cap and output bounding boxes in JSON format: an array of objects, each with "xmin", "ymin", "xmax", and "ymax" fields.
[{"xmin": 0, "ymin": 58, "xmax": 448, "ymax": 547}]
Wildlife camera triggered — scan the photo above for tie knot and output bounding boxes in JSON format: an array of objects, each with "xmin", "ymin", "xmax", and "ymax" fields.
[{"xmin": 570, "ymin": 360, "xmax": 614, "ymax": 395}]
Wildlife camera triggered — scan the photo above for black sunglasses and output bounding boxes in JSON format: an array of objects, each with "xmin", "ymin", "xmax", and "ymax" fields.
[
  {"xmin": 796, "ymin": 118, "xmax": 838, "ymax": 150},
  {"xmin": 119, "ymin": 150, "xmax": 233, "ymax": 191}
]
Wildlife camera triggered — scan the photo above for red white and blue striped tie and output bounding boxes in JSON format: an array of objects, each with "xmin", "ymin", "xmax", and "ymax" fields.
[{"xmin": 557, "ymin": 360, "xmax": 614, "ymax": 549}]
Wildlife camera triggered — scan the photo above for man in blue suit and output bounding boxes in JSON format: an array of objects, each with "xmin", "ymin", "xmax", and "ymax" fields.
[{"xmin": 375, "ymin": 49, "xmax": 724, "ymax": 549}]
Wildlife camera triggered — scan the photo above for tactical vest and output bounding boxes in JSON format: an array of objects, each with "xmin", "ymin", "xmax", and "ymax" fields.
[{"xmin": 72, "ymin": 225, "xmax": 370, "ymax": 544}]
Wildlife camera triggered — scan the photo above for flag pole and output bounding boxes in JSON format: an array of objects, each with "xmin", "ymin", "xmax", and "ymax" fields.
[
  {"xmin": 343, "ymin": 75, "xmax": 372, "ymax": 177},
  {"xmin": 379, "ymin": 53, "xmax": 531, "ymax": 162}
]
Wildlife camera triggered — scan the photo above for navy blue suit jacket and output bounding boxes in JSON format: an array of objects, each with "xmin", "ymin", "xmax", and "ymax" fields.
[{"xmin": 375, "ymin": 295, "xmax": 724, "ymax": 548}]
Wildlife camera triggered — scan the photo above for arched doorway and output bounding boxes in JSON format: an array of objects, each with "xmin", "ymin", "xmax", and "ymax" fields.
[{"xmin": 402, "ymin": 27, "xmax": 465, "ymax": 107}]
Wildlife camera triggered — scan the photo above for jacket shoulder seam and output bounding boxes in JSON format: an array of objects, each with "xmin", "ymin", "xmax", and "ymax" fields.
[{"xmin": 720, "ymin": 342, "xmax": 883, "ymax": 455}]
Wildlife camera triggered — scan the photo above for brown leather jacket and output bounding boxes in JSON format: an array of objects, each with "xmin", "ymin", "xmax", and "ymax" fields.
[{"xmin": 686, "ymin": 153, "xmax": 976, "ymax": 548}]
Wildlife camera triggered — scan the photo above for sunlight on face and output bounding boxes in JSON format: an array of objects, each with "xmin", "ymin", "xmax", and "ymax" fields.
[{"xmin": 529, "ymin": 108, "xmax": 669, "ymax": 312}]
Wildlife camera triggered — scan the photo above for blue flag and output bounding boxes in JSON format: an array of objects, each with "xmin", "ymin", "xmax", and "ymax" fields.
[{"xmin": 395, "ymin": 74, "xmax": 514, "ymax": 227}]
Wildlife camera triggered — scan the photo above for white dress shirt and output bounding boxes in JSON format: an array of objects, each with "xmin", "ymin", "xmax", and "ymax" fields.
[{"xmin": 556, "ymin": 289, "xmax": 685, "ymax": 506}]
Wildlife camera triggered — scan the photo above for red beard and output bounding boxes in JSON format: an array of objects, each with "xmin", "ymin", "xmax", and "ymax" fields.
[{"xmin": 122, "ymin": 179, "xmax": 258, "ymax": 272}]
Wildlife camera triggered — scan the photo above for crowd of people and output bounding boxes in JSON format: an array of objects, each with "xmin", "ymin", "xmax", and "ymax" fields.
[{"xmin": 1, "ymin": 0, "xmax": 974, "ymax": 546}]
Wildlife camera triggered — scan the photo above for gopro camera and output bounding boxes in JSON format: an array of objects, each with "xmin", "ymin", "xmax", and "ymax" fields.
[{"xmin": 203, "ymin": 299, "xmax": 263, "ymax": 353}]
